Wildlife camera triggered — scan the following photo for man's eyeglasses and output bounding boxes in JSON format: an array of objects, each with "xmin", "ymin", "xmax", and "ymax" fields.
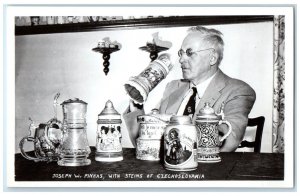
[{"xmin": 178, "ymin": 48, "xmax": 215, "ymax": 57}]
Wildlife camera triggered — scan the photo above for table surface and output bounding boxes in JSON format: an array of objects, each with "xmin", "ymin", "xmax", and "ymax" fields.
[{"xmin": 15, "ymin": 147, "xmax": 284, "ymax": 181}]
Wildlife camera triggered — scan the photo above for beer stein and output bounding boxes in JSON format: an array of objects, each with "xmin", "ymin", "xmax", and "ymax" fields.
[
  {"xmin": 96, "ymin": 100, "xmax": 123, "ymax": 162},
  {"xmin": 30, "ymin": 16, "xmax": 40, "ymax": 26},
  {"xmin": 124, "ymin": 53, "xmax": 173, "ymax": 104},
  {"xmin": 136, "ymin": 109, "xmax": 171, "ymax": 161},
  {"xmin": 195, "ymin": 103, "xmax": 232, "ymax": 163},
  {"xmin": 19, "ymin": 117, "xmax": 62, "ymax": 162},
  {"xmin": 57, "ymin": 98, "xmax": 91, "ymax": 166},
  {"xmin": 164, "ymin": 116, "xmax": 198, "ymax": 171}
]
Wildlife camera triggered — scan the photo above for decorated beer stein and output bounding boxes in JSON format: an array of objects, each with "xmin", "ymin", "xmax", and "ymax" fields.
[
  {"xmin": 19, "ymin": 117, "xmax": 62, "ymax": 162},
  {"xmin": 96, "ymin": 100, "xmax": 123, "ymax": 162},
  {"xmin": 124, "ymin": 53, "xmax": 173, "ymax": 104},
  {"xmin": 136, "ymin": 109, "xmax": 171, "ymax": 161},
  {"xmin": 195, "ymin": 103, "xmax": 232, "ymax": 163},
  {"xmin": 58, "ymin": 98, "xmax": 91, "ymax": 166},
  {"xmin": 164, "ymin": 115, "xmax": 198, "ymax": 171}
]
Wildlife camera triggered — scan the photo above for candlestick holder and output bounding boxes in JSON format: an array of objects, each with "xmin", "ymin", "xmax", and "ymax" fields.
[
  {"xmin": 92, "ymin": 47, "xmax": 120, "ymax": 75},
  {"xmin": 139, "ymin": 43, "xmax": 169, "ymax": 61}
]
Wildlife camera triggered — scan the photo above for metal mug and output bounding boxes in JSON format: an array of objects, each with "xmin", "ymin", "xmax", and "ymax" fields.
[
  {"xmin": 19, "ymin": 118, "xmax": 62, "ymax": 162},
  {"xmin": 195, "ymin": 103, "xmax": 232, "ymax": 163}
]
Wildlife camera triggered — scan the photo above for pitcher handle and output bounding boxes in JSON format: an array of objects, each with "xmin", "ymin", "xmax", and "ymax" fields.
[
  {"xmin": 44, "ymin": 118, "xmax": 62, "ymax": 150},
  {"xmin": 19, "ymin": 137, "xmax": 39, "ymax": 161},
  {"xmin": 218, "ymin": 120, "xmax": 232, "ymax": 142}
]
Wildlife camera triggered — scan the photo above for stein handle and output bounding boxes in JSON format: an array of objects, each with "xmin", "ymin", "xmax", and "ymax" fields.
[
  {"xmin": 44, "ymin": 118, "xmax": 63, "ymax": 149},
  {"xmin": 19, "ymin": 136, "xmax": 39, "ymax": 161},
  {"xmin": 218, "ymin": 120, "xmax": 232, "ymax": 142}
]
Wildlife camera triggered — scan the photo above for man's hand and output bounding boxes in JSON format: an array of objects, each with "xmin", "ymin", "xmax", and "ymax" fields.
[{"xmin": 129, "ymin": 99, "xmax": 143, "ymax": 112}]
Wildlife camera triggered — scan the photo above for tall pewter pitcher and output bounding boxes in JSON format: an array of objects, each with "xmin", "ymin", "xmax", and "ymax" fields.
[
  {"xmin": 195, "ymin": 103, "xmax": 232, "ymax": 163},
  {"xmin": 124, "ymin": 53, "xmax": 173, "ymax": 104},
  {"xmin": 58, "ymin": 98, "xmax": 91, "ymax": 166}
]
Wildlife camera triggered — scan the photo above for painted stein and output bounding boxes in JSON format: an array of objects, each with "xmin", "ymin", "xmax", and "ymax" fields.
[
  {"xmin": 195, "ymin": 103, "xmax": 232, "ymax": 163},
  {"xmin": 136, "ymin": 109, "xmax": 171, "ymax": 161},
  {"xmin": 57, "ymin": 16, "xmax": 64, "ymax": 24},
  {"xmin": 30, "ymin": 16, "xmax": 40, "ymax": 26},
  {"xmin": 58, "ymin": 98, "xmax": 91, "ymax": 166},
  {"xmin": 88, "ymin": 16, "xmax": 100, "ymax": 22},
  {"xmin": 19, "ymin": 117, "xmax": 62, "ymax": 162},
  {"xmin": 96, "ymin": 100, "xmax": 123, "ymax": 162},
  {"xmin": 164, "ymin": 116, "xmax": 198, "ymax": 171},
  {"xmin": 124, "ymin": 53, "xmax": 173, "ymax": 104},
  {"xmin": 47, "ymin": 16, "xmax": 55, "ymax": 25}
]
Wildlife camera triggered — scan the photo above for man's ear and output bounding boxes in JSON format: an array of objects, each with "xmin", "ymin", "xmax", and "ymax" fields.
[{"xmin": 210, "ymin": 52, "xmax": 218, "ymax": 65}]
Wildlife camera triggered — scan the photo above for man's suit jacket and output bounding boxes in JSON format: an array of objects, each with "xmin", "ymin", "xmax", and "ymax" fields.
[{"xmin": 123, "ymin": 69, "xmax": 256, "ymax": 151}]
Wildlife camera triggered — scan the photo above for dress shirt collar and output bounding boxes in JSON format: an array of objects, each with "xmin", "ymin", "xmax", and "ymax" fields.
[{"xmin": 189, "ymin": 71, "xmax": 217, "ymax": 98}]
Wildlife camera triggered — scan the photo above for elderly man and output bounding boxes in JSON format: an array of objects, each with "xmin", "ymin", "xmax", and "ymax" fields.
[{"xmin": 124, "ymin": 26, "xmax": 256, "ymax": 152}]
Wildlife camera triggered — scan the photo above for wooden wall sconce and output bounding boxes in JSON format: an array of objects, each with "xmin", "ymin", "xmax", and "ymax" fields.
[
  {"xmin": 92, "ymin": 47, "xmax": 120, "ymax": 75},
  {"xmin": 139, "ymin": 43, "xmax": 169, "ymax": 61}
]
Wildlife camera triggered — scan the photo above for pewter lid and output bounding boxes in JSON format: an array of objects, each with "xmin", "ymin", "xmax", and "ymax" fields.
[
  {"xmin": 169, "ymin": 115, "xmax": 192, "ymax": 125},
  {"xmin": 98, "ymin": 100, "xmax": 121, "ymax": 122},
  {"xmin": 137, "ymin": 109, "xmax": 171, "ymax": 124},
  {"xmin": 61, "ymin": 98, "xmax": 87, "ymax": 105},
  {"xmin": 196, "ymin": 102, "xmax": 220, "ymax": 120},
  {"xmin": 151, "ymin": 108, "xmax": 159, "ymax": 115}
]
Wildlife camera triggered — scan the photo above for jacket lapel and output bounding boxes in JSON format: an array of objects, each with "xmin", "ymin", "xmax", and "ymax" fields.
[
  {"xmin": 193, "ymin": 69, "xmax": 229, "ymax": 121},
  {"xmin": 164, "ymin": 81, "xmax": 189, "ymax": 114}
]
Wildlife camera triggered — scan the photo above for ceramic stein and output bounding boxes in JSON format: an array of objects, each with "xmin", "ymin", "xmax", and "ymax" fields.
[
  {"xmin": 30, "ymin": 16, "xmax": 40, "ymax": 26},
  {"xmin": 124, "ymin": 53, "xmax": 173, "ymax": 104},
  {"xmin": 136, "ymin": 109, "xmax": 171, "ymax": 161},
  {"xmin": 19, "ymin": 118, "xmax": 62, "ymax": 162},
  {"xmin": 195, "ymin": 103, "xmax": 232, "ymax": 163},
  {"xmin": 96, "ymin": 100, "xmax": 123, "ymax": 162},
  {"xmin": 164, "ymin": 116, "xmax": 198, "ymax": 171}
]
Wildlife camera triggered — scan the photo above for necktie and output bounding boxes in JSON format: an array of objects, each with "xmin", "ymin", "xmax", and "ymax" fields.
[{"xmin": 183, "ymin": 87, "xmax": 197, "ymax": 117}]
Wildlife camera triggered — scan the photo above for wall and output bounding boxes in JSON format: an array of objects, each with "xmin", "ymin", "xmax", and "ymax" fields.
[{"xmin": 15, "ymin": 22, "xmax": 274, "ymax": 153}]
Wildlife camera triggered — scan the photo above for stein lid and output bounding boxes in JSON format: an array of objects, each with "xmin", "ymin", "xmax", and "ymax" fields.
[
  {"xmin": 61, "ymin": 98, "xmax": 87, "ymax": 105},
  {"xmin": 137, "ymin": 109, "xmax": 171, "ymax": 124},
  {"xmin": 98, "ymin": 100, "xmax": 121, "ymax": 121},
  {"xmin": 169, "ymin": 115, "xmax": 192, "ymax": 125},
  {"xmin": 196, "ymin": 102, "xmax": 220, "ymax": 120}
]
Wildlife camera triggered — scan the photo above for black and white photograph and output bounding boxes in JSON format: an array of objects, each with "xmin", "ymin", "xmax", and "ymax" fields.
[{"xmin": 2, "ymin": 1, "xmax": 296, "ymax": 191}]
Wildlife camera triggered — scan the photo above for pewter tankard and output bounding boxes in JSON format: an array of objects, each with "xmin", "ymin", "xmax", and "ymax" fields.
[{"xmin": 195, "ymin": 103, "xmax": 232, "ymax": 163}]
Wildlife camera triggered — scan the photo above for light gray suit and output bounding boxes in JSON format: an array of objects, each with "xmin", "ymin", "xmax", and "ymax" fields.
[{"xmin": 123, "ymin": 69, "xmax": 256, "ymax": 151}]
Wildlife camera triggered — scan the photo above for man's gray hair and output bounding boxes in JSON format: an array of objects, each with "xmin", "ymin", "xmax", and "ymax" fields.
[{"xmin": 188, "ymin": 26, "xmax": 224, "ymax": 66}]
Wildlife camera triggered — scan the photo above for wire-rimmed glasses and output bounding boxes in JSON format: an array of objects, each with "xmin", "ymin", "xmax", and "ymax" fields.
[{"xmin": 178, "ymin": 48, "xmax": 215, "ymax": 57}]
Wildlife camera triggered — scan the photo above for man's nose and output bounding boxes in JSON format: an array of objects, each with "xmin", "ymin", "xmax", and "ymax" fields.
[{"xmin": 179, "ymin": 54, "xmax": 187, "ymax": 64}]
